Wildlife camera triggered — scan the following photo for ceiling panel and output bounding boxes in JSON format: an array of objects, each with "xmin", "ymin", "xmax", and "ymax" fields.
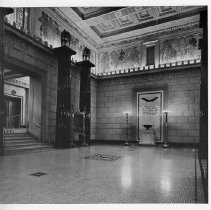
[{"xmin": 57, "ymin": 6, "xmax": 206, "ymax": 48}]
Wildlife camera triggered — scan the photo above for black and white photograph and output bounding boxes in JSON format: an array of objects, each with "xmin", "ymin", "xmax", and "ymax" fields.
[{"xmin": 0, "ymin": 0, "xmax": 209, "ymax": 208}]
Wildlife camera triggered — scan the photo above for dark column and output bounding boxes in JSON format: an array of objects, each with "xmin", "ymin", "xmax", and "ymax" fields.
[
  {"xmin": 54, "ymin": 46, "xmax": 76, "ymax": 148},
  {"xmin": 0, "ymin": 8, "xmax": 13, "ymax": 156},
  {"xmin": 77, "ymin": 60, "xmax": 95, "ymax": 145},
  {"xmin": 199, "ymin": 8, "xmax": 208, "ymax": 203},
  {"xmin": 199, "ymin": 8, "xmax": 208, "ymax": 159}
]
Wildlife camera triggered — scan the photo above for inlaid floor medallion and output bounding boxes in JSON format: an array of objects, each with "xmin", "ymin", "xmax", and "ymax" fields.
[
  {"xmin": 29, "ymin": 172, "xmax": 47, "ymax": 177},
  {"xmin": 83, "ymin": 154, "xmax": 122, "ymax": 161}
]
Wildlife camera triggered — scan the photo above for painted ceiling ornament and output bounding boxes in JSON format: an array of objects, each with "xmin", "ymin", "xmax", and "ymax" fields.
[
  {"xmin": 11, "ymin": 90, "xmax": 16, "ymax": 95},
  {"xmin": 129, "ymin": 46, "xmax": 141, "ymax": 65},
  {"xmin": 161, "ymin": 39, "xmax": 177, "ymax": 62},
  {"xmin": 38, "ymin": 11, "xmax": 61, "ymax": 44},
  {"xmin": 188, "ymin": 37, "xmax": 197, "ymax": 47},
  {"xmin": 100, "ymin": 52, "xmax": 110, "ymax": 72},
  {"xmin": 118, "ymin": 49, "xmax": 125, "ymax": 61}
]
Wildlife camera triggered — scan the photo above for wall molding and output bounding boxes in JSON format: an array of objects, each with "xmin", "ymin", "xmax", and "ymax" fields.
[
  {"xmin": 143, "ymin": 40, "xmax": 159, "ymax": 46},
  {"xmin": 90, "ymin": 140, "xmax": 199, "ymax": 147}
]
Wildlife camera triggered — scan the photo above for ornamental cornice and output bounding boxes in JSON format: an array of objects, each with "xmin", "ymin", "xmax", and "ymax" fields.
[
  {"xmin": 91, "ymin": 59, "xmax": 201, "ymax": 78},
  {"xmin": 97, "ymin": 21, "xmax": 201, "ymax": 51}
]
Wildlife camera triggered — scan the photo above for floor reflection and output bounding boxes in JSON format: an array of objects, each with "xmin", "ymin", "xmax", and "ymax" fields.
[
  {"xmin": 121, "ymin": 156, "xmax": 132, "ymax": 189},
  {"xmin": 0, "ymin": 145, "xmax": 204, "ymax": 203}
]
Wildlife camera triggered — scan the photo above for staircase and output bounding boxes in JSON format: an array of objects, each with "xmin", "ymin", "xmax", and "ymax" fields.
[{"xmin": 3, "ymin": 129, "xmax": 54, "ymax": 155}]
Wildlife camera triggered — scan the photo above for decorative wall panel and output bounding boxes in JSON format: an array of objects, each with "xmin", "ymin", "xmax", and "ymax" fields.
[
  {"xmin": 160, "ymin": 34, "xmax": 201, "ymax": 64},
  {"xmin": 37, "ymin": 11, "xmax": 61, "ymax": 47},
  {"xmin": 36, "ymin": 9, "xmax": 96, "ymax": 64},
  {"xmin": 99, "ymin": 45, "xmax": 142, "ymax": 72},
  {"xmin": 98, "ymin": 31, "xmax": 201, "ymax": 73},
  {"xmin": 137, "ymin": 91, "xmax": 163, "ymax": 142}
]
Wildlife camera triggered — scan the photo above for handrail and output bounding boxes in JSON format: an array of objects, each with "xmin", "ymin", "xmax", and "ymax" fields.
[
  {"xmin": 27, "ymin": 121, "xmax": 50, "ymax": 145},
  {"xmin": 27, "ymin": 121, "xmax": 41, "ymax": 128}
]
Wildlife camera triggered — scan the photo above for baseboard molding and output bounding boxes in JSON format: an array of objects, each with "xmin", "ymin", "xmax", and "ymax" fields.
[
  {"xmin": 169, "ymin": 142, "xmax": 199, "ymax": 148},
  {"xmin": 90, "ymin": 139, "xmax": 135, "ymax": 145},
  {"xmin": 90, "ymin": 139, "xmax": 199, "ymax": 148},
  {"xmin": 90, "ymin": 139, "xmax": 161, "ymax": 147}
]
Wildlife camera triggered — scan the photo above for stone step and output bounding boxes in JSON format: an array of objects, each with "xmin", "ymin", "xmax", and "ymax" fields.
[
  {"xmin": 4, "ymin": 136, "xmax": 36, "ymax": 140},
  {"xmin": 3, "ymin": 128, "xmax": 27, "ymax": 134},
  {"xmin": 4, "ymin": 142, "xmax": 44, "ymax": 148},
  {"xmin": 4, "ymin": 133, "xmax": 30, "ymax": 137},
  {"xmin": 3, "ymin": 130, "xmax": 54, "ymax": 155},
  {"xmin": 4, "ymin": 139, "xmax": 37, "ymax": 145},
  {"xmin": 4, "ymin": 145, "xmax": 54, "ymax": 156},
  {"xmin": 5, "ymin": 144, "xmax": 52, "ymax": 151}
]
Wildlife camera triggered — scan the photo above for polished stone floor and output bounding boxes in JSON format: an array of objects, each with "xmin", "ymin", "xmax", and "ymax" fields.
[{"xmin": 0, "ymin": 145, "xmax": 205, "ymax": 203}]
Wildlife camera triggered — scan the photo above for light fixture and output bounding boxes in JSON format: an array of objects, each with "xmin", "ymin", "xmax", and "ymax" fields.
[
  {"xmin": 163, "ymin": 111, "xmax": 169, "ymax": 148},
  {"xmin": 123, "ymin": 112, "xmax": 131, "ymax": 146},
  {"xmin": 61, "ymin": 29, "xmax": 71, "ymax": 47},
  {"xmin": 81, "ymin": 111, "xmax": 88, "ymax": 146},
  {"xmin": 69, "ymin": 105, "xmax": 76, "ymax": 147},
  {"xmin": 82, "ymin": 47, "xmax": 91, "ymax": 61}
]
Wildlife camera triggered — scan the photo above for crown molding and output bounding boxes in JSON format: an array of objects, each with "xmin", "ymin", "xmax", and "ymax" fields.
[
  {"xmin": 143, "ymin": 40, "xmax": 158, "ymax": 46},
  {"xmin": 97, "ymin": 21, "xmax": 200, "ymax": 51}
]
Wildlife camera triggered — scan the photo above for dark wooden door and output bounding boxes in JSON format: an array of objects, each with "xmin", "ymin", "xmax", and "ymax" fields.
[{"xmin": 5, "ymin": 96, "xmax": 21, "ymax": 128}]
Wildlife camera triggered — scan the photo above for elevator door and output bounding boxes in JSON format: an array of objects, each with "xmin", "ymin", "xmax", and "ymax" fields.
[{"xmin": 5, "ymin": 96, "xmax": 21, "ymax": 128}]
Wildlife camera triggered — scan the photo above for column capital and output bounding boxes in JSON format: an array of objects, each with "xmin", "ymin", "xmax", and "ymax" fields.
[
  {"xmin": 53, "ymin": 46, "xmax": 76, "ymax": 58},
  {"xmin": 77, "ymin": 60, "xmax": 95, "ymax": 69}
]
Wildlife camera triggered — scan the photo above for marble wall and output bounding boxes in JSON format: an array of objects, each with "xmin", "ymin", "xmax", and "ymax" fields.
[{"xmin": 94, "ymin": 67, "xmax": 201, "ymax": 144}]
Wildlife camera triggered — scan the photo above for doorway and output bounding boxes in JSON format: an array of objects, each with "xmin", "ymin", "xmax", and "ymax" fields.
[{"xmin": 4, "ymin": 95, "xmax": 22, "ymax": 128}]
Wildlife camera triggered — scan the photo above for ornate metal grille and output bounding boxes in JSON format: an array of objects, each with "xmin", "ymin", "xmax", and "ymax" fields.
[{"xmin": 16, "ymin": 8, "xmax": 30, "ymax": 32}]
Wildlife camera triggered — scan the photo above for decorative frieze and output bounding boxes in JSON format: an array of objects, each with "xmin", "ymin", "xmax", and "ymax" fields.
[
  {"xmin": 91, "ymin": 58, "xmax": 201, "ymax": 78},
  {"xmin": 5, "ymin": 78, "xmax": 29, "ymax": 88}
]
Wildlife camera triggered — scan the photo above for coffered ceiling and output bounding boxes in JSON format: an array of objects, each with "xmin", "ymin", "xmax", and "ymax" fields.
[{"xmin": 57, "ymin": 6, "xmax": 206, "ymax": 49}]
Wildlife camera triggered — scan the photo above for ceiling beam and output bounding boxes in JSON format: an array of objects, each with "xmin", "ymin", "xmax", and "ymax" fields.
[{"xmin": 72, "ymin": 7, "xmax": 125, "ymax": 20}]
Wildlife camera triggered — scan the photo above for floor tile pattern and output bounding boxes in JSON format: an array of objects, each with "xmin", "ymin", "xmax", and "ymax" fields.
[
  {"xmin": 83, "ymin": 154, "xmax": 122, "ymax": 161},
  {"xmin": 0, "ymin": 145, "xmax": 205, "ymax": 203}
]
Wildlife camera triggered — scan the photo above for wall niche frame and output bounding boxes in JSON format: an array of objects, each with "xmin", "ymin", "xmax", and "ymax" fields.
[
  {"xmin": 142, "ymin": 40, "xmax": 159, "ymax": 68},
  {"xmin": 132, "ymin": 85, "xmax": 168, "ymax": 142}
]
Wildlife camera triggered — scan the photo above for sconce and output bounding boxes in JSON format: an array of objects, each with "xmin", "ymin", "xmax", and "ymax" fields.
[
  {"xmin": 123, "ymin": 112, "xmax": 131, "ymax": 146},
  {"xmin": 61, "ymin": 29, "xmax": 71, "ymax": 47},
  {"xmin": 82, "ymin": 47, "xmax": 91, "ymax": 61}
]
